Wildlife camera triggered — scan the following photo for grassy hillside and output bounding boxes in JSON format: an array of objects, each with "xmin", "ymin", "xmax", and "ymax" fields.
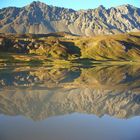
[
  {"xmin": 0, "ymin": 32, "xmax": 140, "ymax": 64},
  {"xmin": 73, "ymin": 33, "xmax": 140, "ymax": 61}
]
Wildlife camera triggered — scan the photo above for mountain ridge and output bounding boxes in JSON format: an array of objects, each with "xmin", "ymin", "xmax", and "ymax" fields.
[{"xmin": 0, "ymin": 1, "xmax": 140, "ymax": 35}]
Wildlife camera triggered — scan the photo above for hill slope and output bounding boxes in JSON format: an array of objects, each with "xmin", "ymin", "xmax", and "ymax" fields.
[{"xmin": 0, "ymin": 32, "xmax": 140, "ymax": 62}]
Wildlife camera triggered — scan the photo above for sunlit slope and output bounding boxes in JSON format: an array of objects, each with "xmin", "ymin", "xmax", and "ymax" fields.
[
  {"xmin": 0, "ymin": 32, "xmax": 140, "ymax": 61},
  {"xmin": 73, "ymin": 33, "xmax": 140, "ymax": 61}
]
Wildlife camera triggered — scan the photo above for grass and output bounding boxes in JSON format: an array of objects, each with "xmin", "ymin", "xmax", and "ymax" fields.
[{"xmin": 1, "ymin": 32, "xmax": 140, "ymax": 66}]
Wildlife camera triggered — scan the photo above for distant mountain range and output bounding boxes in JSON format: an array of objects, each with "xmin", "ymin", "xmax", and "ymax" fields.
[{"xmin": 0, "ymin": 1, "xmax": 140, "ymax": 35}]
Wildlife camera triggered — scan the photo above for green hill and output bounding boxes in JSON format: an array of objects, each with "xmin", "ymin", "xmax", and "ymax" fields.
[{"xmin": 0, "ymin": 32, "xmax": 140, "ymax": 64}]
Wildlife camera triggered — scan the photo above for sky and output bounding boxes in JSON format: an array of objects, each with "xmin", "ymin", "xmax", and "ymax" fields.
[{"xmin": 0, "ymin": 0, "xmax": 140, "ymax": 10}]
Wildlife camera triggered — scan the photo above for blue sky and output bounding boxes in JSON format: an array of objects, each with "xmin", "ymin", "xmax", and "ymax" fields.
[{"xmin": 0, "ymin": 0, "xmax": 140, "ymax": 9}]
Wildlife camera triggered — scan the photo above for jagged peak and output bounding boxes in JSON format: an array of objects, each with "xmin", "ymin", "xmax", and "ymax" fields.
[
  {"xmin": 30, "ymin": 1, "xmax": 47, "ymax": 5},
  {"xmin": 26, "ymin": 1, "xmax": 48, "ymax": 8},
  {"xmin": 116, "ymin": 4, "xmax": 137, "ymax": 9},
  {"xmin": 97, "ymin": 5, "xmax": 106, "ymax": 10},
  {"xmin": 25, "ymin": 1, "xmax": 75, "ymax": 12}
]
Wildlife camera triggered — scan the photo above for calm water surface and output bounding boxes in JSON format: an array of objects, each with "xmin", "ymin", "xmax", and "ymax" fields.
[{"xmin": 0, "ymin": 65, "xmax": 140, "ymax": 140}]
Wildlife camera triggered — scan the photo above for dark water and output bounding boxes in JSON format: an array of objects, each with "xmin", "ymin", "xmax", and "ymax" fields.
[{"xmin": 0, "ymin": 64, "xmax": 140, "ymax": 140}]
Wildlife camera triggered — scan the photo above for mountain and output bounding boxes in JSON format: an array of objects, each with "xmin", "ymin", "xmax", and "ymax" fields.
[{"xmin": 0, "ymin": 1, "xmax": 140, "ymax": 35}]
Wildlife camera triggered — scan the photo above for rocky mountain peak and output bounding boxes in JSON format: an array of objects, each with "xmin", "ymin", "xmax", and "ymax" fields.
[
  {"xmin": 29, "ymin": 1, "xmax": 47, "ymax": 6},
  {"xmin": 97, "ymin": 5, "xmax": 106, "ymax": 10},
  {"xmin": 117, "ymin": 4, "xmax": 136, "ymax": 9},
  {"xmin": 26, "ymin": 0, "xmax": 49, "ymax": 10},
  {"xmin": 115, "ymin": 4, "xmax": 137, "ymax": 13}
]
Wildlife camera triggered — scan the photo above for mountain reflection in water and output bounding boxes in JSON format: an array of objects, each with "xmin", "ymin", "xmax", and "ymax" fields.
[{"xmin": 0, "ymin": 65, "xmax": 140, "ymax": 120}]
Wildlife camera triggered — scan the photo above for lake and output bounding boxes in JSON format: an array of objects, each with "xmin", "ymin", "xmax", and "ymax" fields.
[{"xmin": 0, "ymin": 64, "xmax": 140, "ymax": 140}]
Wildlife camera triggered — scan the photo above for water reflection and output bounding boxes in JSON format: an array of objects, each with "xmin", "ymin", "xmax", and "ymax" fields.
[
  {"xmin": 0, "ymin": 66, "xmax": 81, "ymax": 88},
  {"xmin": 0, "ymin": 65, "xmax": 140, "ymax": 90},
  {"xmin": 0, "ymin": 65, "xmax": 140, "ymax": 120}
]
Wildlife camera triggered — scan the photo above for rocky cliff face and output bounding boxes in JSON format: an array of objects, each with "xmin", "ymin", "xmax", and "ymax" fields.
[{"xmin": 0, "ymin": 1, "xmax": 140, "ymax": 35}]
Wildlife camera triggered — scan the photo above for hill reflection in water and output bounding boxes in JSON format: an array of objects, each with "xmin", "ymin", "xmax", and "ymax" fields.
[{"xmin": 0, "ymin": 64, "xmax": 140, "ymax": 120}]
